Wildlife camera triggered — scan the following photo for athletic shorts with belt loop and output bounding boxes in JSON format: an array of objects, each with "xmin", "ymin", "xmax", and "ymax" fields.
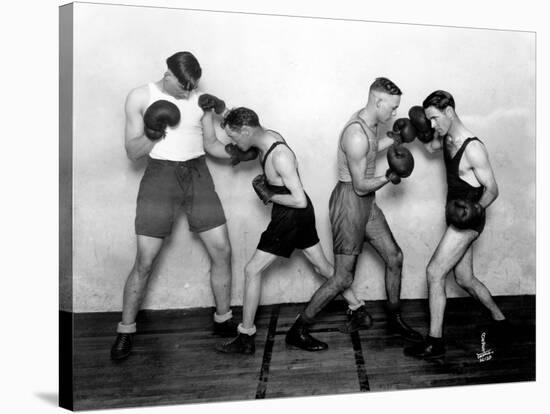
[
  {"xmin": 329, "ymin": 181, "xmax": 389, "ymax": 255},
  {"xmin": 135, "ymin": 156, "xmax": 226, "ymax": 238}
]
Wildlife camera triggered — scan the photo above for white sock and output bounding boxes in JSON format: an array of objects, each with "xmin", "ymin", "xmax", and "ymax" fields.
[
  {"xmin": 348, "ymin": 300, "xmax": 365, "ymax": 311},
  {"xmin": 117, "ymin": 322, "xmax": 137, "ymax": 334},
  {"xmin": 214, "ymin": 309, "xmax": 233, "ymax": 323},
  {"xmin": 237, "ymin": 323, "xmax": 256, "ymax": 336}
]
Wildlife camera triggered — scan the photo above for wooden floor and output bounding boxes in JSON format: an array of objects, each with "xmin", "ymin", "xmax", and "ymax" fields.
[{"xmin": 71, "ymin": 295, "xmax": 535, "ymax": 410}]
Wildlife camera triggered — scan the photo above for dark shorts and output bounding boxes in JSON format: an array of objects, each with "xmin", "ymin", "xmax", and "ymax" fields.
[
  {"xmin": 329, "ymin": 181, "xmax": 389, "ymax": 255},
  {"xmin": 257, "ymin": 194, "xmax": 320, "ymax": 258},
  {"xmin": 135, "ymin": 156, "xmax": 226, "ymax": 238}
]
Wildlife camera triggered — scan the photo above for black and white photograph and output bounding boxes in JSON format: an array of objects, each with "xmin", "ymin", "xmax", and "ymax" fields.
[
  {"xmin": 57, "ymin": 1, "xmax": 538, "ymax": 411},
  {"xmin": 5, "ymin": 0, "xmax": 545, "ymax": 413}
]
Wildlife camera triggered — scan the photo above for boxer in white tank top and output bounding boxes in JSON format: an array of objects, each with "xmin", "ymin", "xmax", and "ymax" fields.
[{"xmin": 111, "ymin": 52, "xmax": 239, "ymax": 360}]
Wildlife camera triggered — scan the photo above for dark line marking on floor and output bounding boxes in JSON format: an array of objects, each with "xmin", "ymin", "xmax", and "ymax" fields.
[
  {"xmin": 350, "ymin": 331, "xmax": 370, "ymax": 391},
  {"xmin": 255, "ymin": 305, "xmax": 280, "ymax": 399}
]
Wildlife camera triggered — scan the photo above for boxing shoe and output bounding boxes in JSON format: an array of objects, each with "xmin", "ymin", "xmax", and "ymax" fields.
[
  {"xmin": 387, "ymin": 312, "xmax": 423, "ymax": 342},
  {"xmin": 213, "ymin": 318, "xmax": 239, "ymax": 337},
  {"xmin": 340, "ymin": 305, "xmax": 374, "ymax": 334},
  {"xmin": 286, "ymin": 317, "xmax": 328, "ymax": 351},
  {"xmin": 404, "ymin": 336, "xmax": 445, "ymax": 359},
  {"xmin": 110, "ymin": 333, "xmax": 133, "ymax": 361},
  {"xmin": 488, "ymin": 319, "xmax": 512, "ymax": 345},
  {"xmin": 215, "ymin": 333, "xmax": 256, "ymax": 355}
]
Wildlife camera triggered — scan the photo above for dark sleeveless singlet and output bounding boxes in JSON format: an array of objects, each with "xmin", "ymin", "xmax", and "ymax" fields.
[
  {"xmin": 444, "ymin": 137, "xmax": 486, "ymax": 232},
  {"xmin": 255, "ymin": 138, "xmax": 319, "ymax": 257}
]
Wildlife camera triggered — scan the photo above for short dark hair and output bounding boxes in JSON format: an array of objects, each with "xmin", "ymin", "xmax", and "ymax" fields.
[
  {"xmin": 222, "ymin": 107, "xmax": 260, "ymax": 129},
  {"xmin": 370, "ymin": 77, "xmax": 402, "ymax": 95},
  {"xmin": 423, "ymin": 90, "xmax": 455, "ymax": 110},
  {"xmin": 166, "ymin": 51, "xmax": 202, "ymax": 88}
]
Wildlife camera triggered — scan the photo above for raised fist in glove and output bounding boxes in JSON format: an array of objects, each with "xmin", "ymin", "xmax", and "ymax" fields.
[
  {"xmin": 386, "ymin": 118, "xmax": 417, "ymax": 144},
  {"xmin": 408, "ymin": 106, "xmax": 436, "ymax": 143},
  {"xmin": 225, "ymin": 144, "xmax": 259, "ymax": 166},
  {"xmin": 143, "ymin": 100, "xmax": 181, "ymax": 141},
  {"xmin": 446, "ymin": 199, "xmax": 485, "ymax": 230},
  {"xmin": 198, "ymin": 93, "xmax": 226, "ymax": 115},
  {"xmin": 385, "ymin": 169, "xmax": 402, "ymax": 185},
  {"xmin": 252, "ymin": 174, "xmax": 275, "ymax": 205},
  {"xmin": 387, "ymin": 144, "xmax": 414, "ymax": 178}
]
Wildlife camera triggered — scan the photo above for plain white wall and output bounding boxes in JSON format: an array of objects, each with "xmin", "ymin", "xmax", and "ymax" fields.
[{"xmin": 70, "ymin": 3, "xmax": 535, "ymax": 312}]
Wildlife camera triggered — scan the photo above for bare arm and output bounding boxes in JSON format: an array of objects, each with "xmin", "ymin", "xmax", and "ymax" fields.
[
  {"xmin": 124, "ymin": 87, "xmax": 155, "ymax": 161},
  {"xmin": 343, "ymin": 125, "xmax": 390, "ymax": 196},
  {"xmin": 202, "ymin": 111, "xmax": 231, "ymax": 159},
  {"xmin": 269, "ymin": 149, "xmax": 308, "ymax": 208},
  {"xmin": 466, "ymin": 141, "xmax": 499, "ymax": 208}
]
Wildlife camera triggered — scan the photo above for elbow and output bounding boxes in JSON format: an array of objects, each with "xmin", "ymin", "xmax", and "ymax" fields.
[{"xmin": 125, "ymin": 148, "xmax": 140, "ymax": 162}]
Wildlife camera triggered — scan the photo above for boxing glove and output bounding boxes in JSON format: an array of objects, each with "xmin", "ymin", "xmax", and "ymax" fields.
[
  {"xmin": 143, "ymin": 100, "xmax": 181, "ymax": 141},
  {"xmin": 225, "ymin": 144, "xmax": 259, "ymax": 166},
  {"xmin": 446, "ymin": 199, "xmax": 485, "ymax": 230},
  {"xmin": 387, "ymin": 144, "xmax": 414, "ymax": 178},
  {"xmin": 198, "ymin": 94, "xmax": 226, "ymax": 115},
  {"xmin": 408, "ymin": 106, "xmax": 435, "ymax": 143},
  {"xmin": 386, "ymin": 118, "xmax": 417, "ymax": 144},
  {"xmin": 252, "ymin": 174, "xmax": 275, "ymax": 204}
]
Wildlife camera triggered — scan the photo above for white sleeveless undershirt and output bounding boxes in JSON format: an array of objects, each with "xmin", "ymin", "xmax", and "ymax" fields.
[{"xmin": 147, "ymin": 83, "xmax": 205, "ymax": 161}]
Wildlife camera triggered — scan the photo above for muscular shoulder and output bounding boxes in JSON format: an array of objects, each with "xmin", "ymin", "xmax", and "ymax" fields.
[
  {"xmin": 341, "ymin": 123, "xmax": 369, "ymax": 156},
  {"xmin": 125, "ymin": 84, "xmax": 150, "ymax": 113},
  {"xmin": 464, "ymin": 139, "xmax": 489, "ymax": 166},
  {"xmin": 271, "ymin": 144, "xmax": 296, "ymax": 166}
]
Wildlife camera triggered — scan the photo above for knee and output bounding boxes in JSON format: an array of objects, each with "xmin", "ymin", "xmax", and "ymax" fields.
[
  {"xmin": 388, "ymin": 248, "xmax": 404, "ymax": 271},
  {"xmin": 334, "ymin": 271, "xmax": 354, "ymax": 291},
  {"xmin": 135, "ymin": 256, "xmax": 154, "ymax": 278},
  {"xmin": 210, "ymin": 242, "xmax": 232, "ymax": 264},
  {"xmin": 455, "ymin": 273, "xmax": 474, "ymax": 290},
  {"xmin": 426, "ymin": 264, "xmax": 444, "ymax": 286},
  {"xmin": 244, "ymin": 262, "xmax": 262, "ymax": 281}
]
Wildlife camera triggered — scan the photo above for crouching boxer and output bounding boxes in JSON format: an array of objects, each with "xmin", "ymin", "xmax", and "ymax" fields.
[
  {"xmin": 286, "ymin": 77, "xmax": 423, "ymax": 352},
  {"xmin": 404, "ymin": 90, "xmax": 509, "ymax": 359},
  {"xmin": 215, "ymin": 107, "xmax": 371, "ymax": 355}
]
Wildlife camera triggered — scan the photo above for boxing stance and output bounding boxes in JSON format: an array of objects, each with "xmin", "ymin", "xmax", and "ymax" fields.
[
  {"xmin": 111, "ymin": 52, "xmax": 256, "ymax": 360},
  {"xmin": 216, "ymin": 107, "xmax": 371, "ymax": 355},
  {"xmin": 404, "ymin": 90, "xmax": 508, "ymax": 358},
  {"xmin": 286, "ymin": 78, "xmax": 423, "ymax": 351}
]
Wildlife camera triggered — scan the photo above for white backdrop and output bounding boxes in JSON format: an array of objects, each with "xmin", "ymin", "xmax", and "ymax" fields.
[{"xmin": 69, "ymin": 2, "xmax": 535, "ymax": 312}]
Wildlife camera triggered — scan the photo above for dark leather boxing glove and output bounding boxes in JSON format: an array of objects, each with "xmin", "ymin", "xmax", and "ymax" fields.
[
  {"xmin": 408, "ymin": 106, "xmax": 436, "ymax": 143},
  {"xmin": 387, "ymin": 144, "xmax": 414, "ymax": 178},
  {"xmin": 386, "ymin": 118, "xmax": 417, "ymax": 144},
  {"xmin": 252, "ymin": 174, "xmax": 275, "ymax": 205},
  {"xmin": 198, "ymin": 94, "xmax": 226, "ymax": 115},
  {"xmin": 225, "ymin": 144, "xmax": 259, "ymax": 166},
  {"xmin": 446, "ymin": 199, "xmax": 485, "ymax": 230},
  {"xmin": 143, "ymin": 100, "xmax": 181, "ymax": 141}
]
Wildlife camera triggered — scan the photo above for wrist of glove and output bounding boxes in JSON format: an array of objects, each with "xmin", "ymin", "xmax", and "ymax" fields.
[
  {"xmin": 386, "ymin": 130, "xmax": 403, "ymax": 146},
  {"xmin": 385, "ymin": 169, "xmax": 401, "ymax": 185},
  {"xmin": 144, "ymin": 126, "xmax": 166, "ymax": 141},
  {"xmin": 252, "ymin": 174, "xmax": 275, "ymax": 204},
  {"xmin": 225, "ymin": 144, "xmax": 259, "ymax": 166}
]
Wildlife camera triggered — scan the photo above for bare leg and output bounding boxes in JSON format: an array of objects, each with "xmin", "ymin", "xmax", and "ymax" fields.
[
  {"xmin": 454, "ymin": 245, "xmax": 505, "ymax": 321},
  {"xmin": 241, "ymin": 250, "xmax": 279, "ymax": 329},
  {"xmin": 121, "ymin": 235, "xmax": 164, "ymax": 325},
  {"xmin": 426, "ymin": 226, "xmax": 479, "ymax": 338},
  {"xmin": 302, "ymin": 243, "xmax": 362, "ymax": 307},
  {"xmin": 197, "ymin": 224, "xmax": 232, "ymax": 316}
]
